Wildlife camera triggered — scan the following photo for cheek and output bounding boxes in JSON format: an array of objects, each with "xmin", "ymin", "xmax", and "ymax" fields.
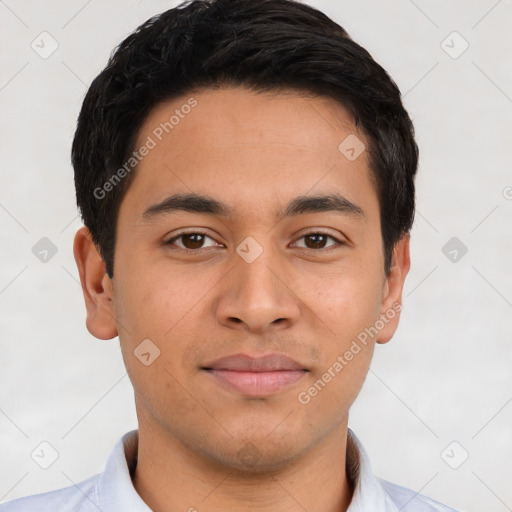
[
  {"xmin": 290, "ymin": 263, "xmax": 383, "ymax": 339},
  {"xmin": 114, "ymin": 257, "xmax": 212, "ymax": 341},
  {"xmin": 113, "ymin": 260, "xmax": 216, "ymax": 386},
  {"xmin": 296, "ymin": 336, "xmax": 375, "ymax": 427},
  {"xmin": 114, "ymin": 271, "xmax": 202, "ymax": 422},
  {"xmin": 297, "ymin": 267, "xmax": 382, "ymax": 409}
]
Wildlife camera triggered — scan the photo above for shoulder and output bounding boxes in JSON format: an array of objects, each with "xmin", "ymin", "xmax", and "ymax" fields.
[
  {"xmin": 378, "ymin": 478, "xmax": 463, "ymax": 512},
  {"xmin": 0, "ymin": 474, "xmax": 100, "ymax": 512}
]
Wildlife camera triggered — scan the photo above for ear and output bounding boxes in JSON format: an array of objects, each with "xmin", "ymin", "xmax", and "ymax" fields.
[
  {"xmin": 73, "ymin": 226, "xmax": 118, "ymax": 340},
  {"xmin": 376, "ymin": 234, "xmax": 411, "ymax": 345}
]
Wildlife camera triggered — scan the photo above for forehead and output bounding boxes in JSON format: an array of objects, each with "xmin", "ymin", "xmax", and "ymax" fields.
[
  {"xmin": 138, "ymin": 86, "xmax": 361, "ymax": 157},
  {"xmin": 122, "ymin": 86, "xmax": 377, "ymax": 222}
]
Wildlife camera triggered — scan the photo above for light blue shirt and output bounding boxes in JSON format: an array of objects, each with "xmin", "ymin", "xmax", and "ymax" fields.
[{"xmin": 0, "ymin": 429, "xmax": 461, "ymax": 511}]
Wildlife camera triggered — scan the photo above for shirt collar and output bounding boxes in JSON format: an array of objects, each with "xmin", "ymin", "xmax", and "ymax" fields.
[
  {"xmin": 96, "ymin": 428, "xmax": 394, "ymax": 512},
  {"xmin": 346, "ymin": 429, "xmax": 398, "ymax": 511},
  {"xmin": 97, "ymin": 430, "xmax": 151, "ymax": 511}
]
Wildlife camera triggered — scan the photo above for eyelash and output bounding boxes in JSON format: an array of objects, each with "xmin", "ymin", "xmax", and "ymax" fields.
[{"xmin": 164, "ymin": 230, "xmax": 345, "ymax": 252}]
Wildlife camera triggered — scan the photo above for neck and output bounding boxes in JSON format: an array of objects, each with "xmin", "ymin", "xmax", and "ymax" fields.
[{"xmin": 132, "ymin": 416, "xmax": 353, "ymax": 512}]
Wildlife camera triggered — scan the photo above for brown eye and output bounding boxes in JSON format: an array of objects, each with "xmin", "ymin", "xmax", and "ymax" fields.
[
  {"xmin": 294, "ymin": 233, "xmax": 341, "ymax": 250},
  {"xmin": 180, "ymin": 233, "xmax": 206, "ymax": 249},
  {"xmin": 166, "ymin": 232, "xmax": 220, "ymax": 250},
  {"xmin": 304, "ymin": 233, "xmax": 329, "ymax": 249}
]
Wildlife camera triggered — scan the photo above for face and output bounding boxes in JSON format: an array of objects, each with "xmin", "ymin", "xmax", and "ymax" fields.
[{"xmin": 75, "ymin": 86, "xmax": 409, "ymax": 472}]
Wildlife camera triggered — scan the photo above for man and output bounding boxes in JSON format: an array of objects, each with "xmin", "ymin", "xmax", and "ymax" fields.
[{"xmin": 0, "ymin": 0, "xmax": 461, "ymax": 510}]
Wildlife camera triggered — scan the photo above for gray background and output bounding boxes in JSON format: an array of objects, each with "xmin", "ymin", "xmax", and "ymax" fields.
[{"xmin": 1, "ymin": 1, "xmax": 511, "ymax": 511}]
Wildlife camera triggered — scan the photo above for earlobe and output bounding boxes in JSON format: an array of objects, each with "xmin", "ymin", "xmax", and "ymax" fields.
[
  {"xmin": 73, "ymin": 226, "xmax": 118, "ymax": 340},
  {"xmin": 376, "ymin": 234, "xmax": 411, "ymax": 345}
]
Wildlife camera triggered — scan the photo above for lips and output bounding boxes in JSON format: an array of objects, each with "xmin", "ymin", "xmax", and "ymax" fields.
[
  {"xmin": 201, "ymin": 353, "xmax": 308, "ymax": 396},
  {"xmin": 203, "ymin": 353, "xmax": 306, "ymax": 372}
]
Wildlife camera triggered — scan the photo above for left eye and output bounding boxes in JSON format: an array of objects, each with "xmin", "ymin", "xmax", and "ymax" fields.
[{"xmin": 292, "ymin": 233, "xmax": 341, "ymax": 250}]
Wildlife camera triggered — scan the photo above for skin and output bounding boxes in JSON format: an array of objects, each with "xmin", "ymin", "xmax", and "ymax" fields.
[{"xmin": 74, "ymin": 86, "xmax": 410, "ymax": 512}]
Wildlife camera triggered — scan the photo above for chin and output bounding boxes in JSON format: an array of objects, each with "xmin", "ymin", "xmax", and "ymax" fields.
[{"xmin": 202, "ymin": 430, "xmax": 308, "ymax": 475}]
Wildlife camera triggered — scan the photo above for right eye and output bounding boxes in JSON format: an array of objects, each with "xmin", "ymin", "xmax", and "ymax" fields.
[{"xmin": 164, "ymin": 232, "xmax": 224, "ymax": 251}]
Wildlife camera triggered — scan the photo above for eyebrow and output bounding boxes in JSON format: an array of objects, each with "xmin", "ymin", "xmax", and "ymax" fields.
[{"xmin": 141, "ymin": 193, "xmax": 365, "ymax": 221}]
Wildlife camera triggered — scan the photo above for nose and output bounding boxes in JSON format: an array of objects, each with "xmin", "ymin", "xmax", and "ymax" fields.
[{"xmin": 215, "ymin": 246, "xmax": 301, "ymax": 333}]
